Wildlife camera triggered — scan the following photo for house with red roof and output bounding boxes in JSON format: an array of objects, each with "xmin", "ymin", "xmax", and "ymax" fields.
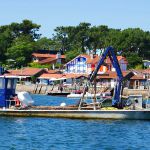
[
  {"xmin": 65, "ymin": 52, "xmax": 128, "ymax": 74},
  {"xmin": 32, "ymin": 52, "xmax": 66, "ymax": 65},
  {"xmin": 5, "ymin": 68, "xmax": 47, "ymax": 83},
  {"xmin": 96, "ymin": 71, "xmax": 146, "ymax": 89},
  {"xmin": 38, "ymin": 70, "xmax": 146, "ymax": 89},
  {"xmin": 38, "ymin": 72, "xmax": 88, "ymax": 85}
]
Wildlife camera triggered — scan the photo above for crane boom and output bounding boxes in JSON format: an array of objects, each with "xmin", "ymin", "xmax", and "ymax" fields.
[
  {"xmin": 89, "ymin": 46, "xmax": 123, "ymax": 107},
  {"xmin": 78, "ymin": 46, "xmax": 135, "ymax": 109},
  {"xmin": 89, "ymin": 46, "xmax": 123, "ymax": 82}
]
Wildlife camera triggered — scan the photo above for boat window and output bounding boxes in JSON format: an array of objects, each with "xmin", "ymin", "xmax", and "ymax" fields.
[
  {"xmin": 13, "ymin": 79, "xmax": 17, "ymax": 89},
  {"xmin": 7, "ymin": 79, "xmax": 12, "ymax": 89},
  {"xmin": 0, "ymin": 78, "xmax": 4, "ymax": 89}
]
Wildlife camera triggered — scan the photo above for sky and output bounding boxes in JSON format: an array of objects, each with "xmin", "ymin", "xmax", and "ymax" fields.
[{"xmin": 0, "ymin": 0, "xmax": 150, "ymax": 38}]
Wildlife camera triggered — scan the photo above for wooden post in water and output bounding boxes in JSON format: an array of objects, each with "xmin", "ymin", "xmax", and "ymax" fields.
[
  {"xmin": 35, "ymin": 84, "xmax": 39, "ymax": 94},
  {"xmin": 33, "ymin": 84, "xmax": 38, "ymax": 94},
  {"xmin": 93, "ymin": 78, "xmax": 97, "ymax": 110},
  {"xmin": 39, "ymin": 85, "xmax": 43, "ymax": 94}
]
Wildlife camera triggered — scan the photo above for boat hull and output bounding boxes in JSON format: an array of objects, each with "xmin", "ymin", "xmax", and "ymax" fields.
[{"xmin": 0, "ymin": 109, "xmax": 150, "ymax": 120}]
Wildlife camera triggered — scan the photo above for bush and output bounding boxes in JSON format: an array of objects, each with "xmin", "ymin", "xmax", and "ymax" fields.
[{"xmin": 28, "ymin": 62, "xmax": 52, "ymax": 69}]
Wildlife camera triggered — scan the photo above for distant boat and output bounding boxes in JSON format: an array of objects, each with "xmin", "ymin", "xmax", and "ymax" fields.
[
  {"xmin": 67, "ymin": 92, "xmax": 111, "ymax": 99},
  {"xmin": 47, "ymin": 92, "xmax": 70, "ymax": 97}
]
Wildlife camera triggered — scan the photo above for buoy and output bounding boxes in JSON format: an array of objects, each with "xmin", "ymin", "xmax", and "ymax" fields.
[
  {"xmin": 60, "ymin": 102, "xmax": 66, "ymax": 107},
  {"xmin": 14, "ymin": 96, "xmax": 20, "ymax": 107}
]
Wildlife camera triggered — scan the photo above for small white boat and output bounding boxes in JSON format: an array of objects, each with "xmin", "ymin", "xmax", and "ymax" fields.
[{"xmin": 67, "ymin": 92, "xmax": 110, "ymax": 99}]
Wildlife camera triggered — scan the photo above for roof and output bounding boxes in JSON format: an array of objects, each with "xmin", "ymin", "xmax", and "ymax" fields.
[
  {"xmin": 65, "ymin": 54, "xmax": 100, "ymax": 65},
  {"xmin": 97, "ymin": 71, "xmax": 145, "ymax": 80},
  {"xmin": 39, "ymin": 73, "xmax": 63, "ymax": 79},
  {"xmin": 32, "ymin": 53, "xmax": 66, "ymax": 59},
  {"xmin": 131, "ymin": 68, "xmax": 150, "ymax": 74},
  {"xmin": 7, "ymin": 68, "xmax": 45, "ymax": 76},
  {"xmin": 38, "ymin": 70, "xmax": 145, "ymax": 80},
  {"xmin": 105, "ymin": 56, "xmax": 128, "ymax": 64},
  {"xmin": 143, "ymin": 68, "xmax": 150, "ymax": 74},
  {"xmin": 39, "ymin": 58, "xmax": 57, "ymax": 64},
  {"xmin": 86, "ymin": 55, "xmax": 100, "ymax": 64},
  {"xmin": 46, "ymin": 70, "xmax": 62, "ymax": 74},
  {"xmin": 38, "ymin": 73, "xmax": 88, "ymax": 80},
  {"xmin": 143, "ymin": 60, "xmax": 150, "ymax": 63},
  {"xmin": 65, "ymin": 73, "xmax": 88, "ymax": 79},
  {"xmin": 65, "ymin": 54, "xmax": 128, "ymax": 65}
]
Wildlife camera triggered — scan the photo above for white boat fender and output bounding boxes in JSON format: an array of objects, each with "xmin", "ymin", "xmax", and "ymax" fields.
[
  {"xmin": 17, "ymin": 92, "xmax": 34, "ymax": 107},
  {"xmin": 60, "ymin": 102, "xmax": 66, "ymax": 107}
]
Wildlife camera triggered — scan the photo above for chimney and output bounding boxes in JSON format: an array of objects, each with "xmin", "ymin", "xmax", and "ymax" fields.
[
  {"xmin": 56, "ymin": 52, "xmax": 61, "ymax": 64},
  {"xmin": 89, "ymin": 50, "xmax": 94, "ymax": 59}
]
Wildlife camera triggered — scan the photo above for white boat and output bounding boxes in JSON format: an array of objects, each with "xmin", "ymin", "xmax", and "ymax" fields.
[{"xmin": 67, "ymin": 92, "xmax": 110, "ymax": 99}]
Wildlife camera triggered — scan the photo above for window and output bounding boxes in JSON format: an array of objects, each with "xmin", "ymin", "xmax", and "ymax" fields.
[
  {"xmin": 7, "ymin": 79, "xmax": 12, "ymax": 89},
  {"xmin": 13, "ymin": 79, "xmax": 17, "ymax": 89},
  {"xmin": 78, "ymin": 58, "xmax": 81, "ymax": 62},
  {"xmin": 0, "ymin": 78, "xmax": 4, "ymax": 89}
]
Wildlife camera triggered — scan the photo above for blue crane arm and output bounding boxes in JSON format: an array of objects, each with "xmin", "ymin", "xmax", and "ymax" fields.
[
  {"xmin": 89, "ymin": 46, "xmax": 123, "ymax": 82},
  {"xmin": 89, "ymin": 47, "xmax": 111, "ymax": 82},
  {"xmin": 89, "ymin": 46, "xmax": 124, "ymax": 107}
]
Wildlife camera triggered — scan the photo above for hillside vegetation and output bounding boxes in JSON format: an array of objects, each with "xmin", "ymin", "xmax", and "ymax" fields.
[{"xmin": 0, "ymin": 20, "xmax": 150, "ymax": 69}]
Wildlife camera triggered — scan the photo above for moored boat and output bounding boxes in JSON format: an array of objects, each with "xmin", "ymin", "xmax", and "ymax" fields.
[
  {"xmin": 0, "ymin": 74, "xmax": 149, "ymax": 120},
  {"xmin": 47, "ymin": 92, "xmax": 70, "ymax": 97},
  {"xmin": 67, "ymin": 92, "xmax": 111, "ymax": 99}
]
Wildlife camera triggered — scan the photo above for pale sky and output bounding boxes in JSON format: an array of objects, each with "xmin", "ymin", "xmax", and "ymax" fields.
[{"xmin": 0, "ymin": 0, "xmax": 149, "ymax": 37}]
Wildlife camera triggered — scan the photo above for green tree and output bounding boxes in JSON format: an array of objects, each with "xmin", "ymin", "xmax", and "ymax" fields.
[
  {"xmin": 65, "ymin": 49, "xmax": 80, "ymax": 62},
  {"xmin": 0, "ymin": 20, "xmax": 41, "ymax": 66},
  {"xmin": 0, "ymin": 26, "xmax": 13, "ymax": 63},
  {"xmin": 6, "ymin": 35, "xmax": 36, "ymax": 67},
  {"xmin": 88, "ymin": 25, "xmax": 109, "ymax": 53},
  {"xmin": 36, "ymin": 37, "xmax": 61, "ymax": 50},
  {"xmin": 29, "ymin": 62, "xmax": 52, "ymax": 69},
  {"xmin": 124, "ymin": 52, "xmax": 142, "ymax": 69},
  {"xmin": 18, "ymin": 19, "xmax": 41, "ymax": 40}
]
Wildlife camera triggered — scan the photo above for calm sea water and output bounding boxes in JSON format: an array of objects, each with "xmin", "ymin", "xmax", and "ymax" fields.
[{"xmin": 0, "ymin": 95, "xmax": 150, "ymax": 150}]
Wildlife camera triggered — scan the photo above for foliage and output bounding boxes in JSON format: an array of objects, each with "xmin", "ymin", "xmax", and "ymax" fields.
[
  {"xmin": 31, "ymin": 76, "xmax": 37, "ymax": 83},
  {"xmin": 53, "ymin": 24, "xmax": 150, "ymax": 68},
  {"xmin": 35, "ymin": 37, "xmax": 61, "ymax": 50},
  {"xmin": 135, "ymin": 64, "xmax": 143, "ymax": 70},
  {"xmin": 6, "ymin": 35, "xmax": 36, "ymax": 67},
  {"xmin": 1, "ymin": 20, "xmax": 150, "ymax": 69},
  {"xmin": 0, "ymin": 20, "xmax": 41, "ymax": 67},
  {"xmin": 65, "ymin": 49, "xmax": 80, "ymax": 62},
  {"xmin": 124, "ymin": 52, "xmax": 143, "ymax": 69},
  {"xmin": 28, "ymin": 62, "xmax": 52, "ymax": 69},
  {"xmin": 54, "ymin": 63, "xmax": 63, "ymax": 69}
]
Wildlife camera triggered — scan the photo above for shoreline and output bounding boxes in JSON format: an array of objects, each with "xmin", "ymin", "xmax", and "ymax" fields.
[{"xmin": 16, "ymin": 84, "xmax": 149, "ymax": 98}]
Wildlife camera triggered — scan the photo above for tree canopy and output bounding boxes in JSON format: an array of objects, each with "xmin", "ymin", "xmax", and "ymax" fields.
[
  {"xmin": 0, "ymin": 20, "xmax": 150, "ymax": 69},
  {"xmin": 0, "ymin": 20, "xmax": 40, "ymax": 67},
  {"xmin": 52, "ymin": 23, "xmax": 150, "ymax": 69}
]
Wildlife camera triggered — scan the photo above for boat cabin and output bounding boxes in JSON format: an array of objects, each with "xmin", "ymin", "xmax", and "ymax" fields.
[{"xmin": 0, "ymin": 76, "xmax": 18, "ymax": 107}]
